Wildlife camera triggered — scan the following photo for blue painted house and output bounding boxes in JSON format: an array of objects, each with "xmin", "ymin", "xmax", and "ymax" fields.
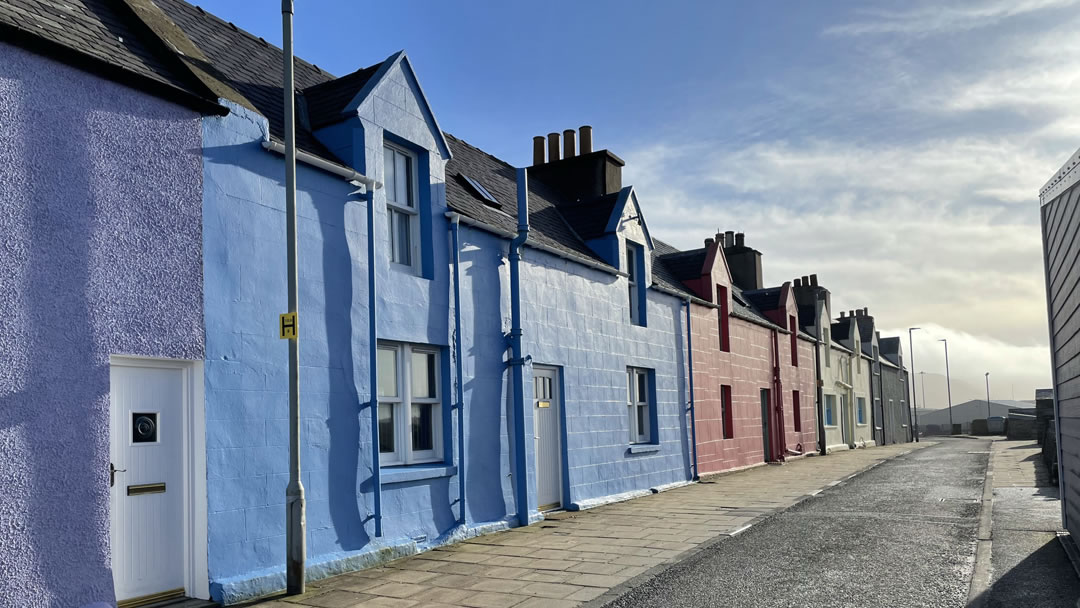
[{"xmin": 0, "ymin": 0, "xmax": 701, "ymax": 604}]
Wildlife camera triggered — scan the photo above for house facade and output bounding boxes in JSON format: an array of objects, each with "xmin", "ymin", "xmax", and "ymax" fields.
[
  {"xmin": 829, "ymin": 314, "xmax": 876, "ymax": 448},
  {"xmin": 0, "ymin": 5, "xmax": 219, "ymax": 604},
  {"xmin": 879, "ymin": 336, "xmax": 912, "ymax": 444},
  {"xmin": 1041, "ymin": 147, "xmax": 1080, "ymax": 537}
]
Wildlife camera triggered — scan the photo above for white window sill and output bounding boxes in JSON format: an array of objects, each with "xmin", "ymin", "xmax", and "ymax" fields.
[
  {"xmin": 627, "ymin": 444, "xmax": 661, "ymax": 455},
  {"xmin": 380, "ymin": 464, "xmax": 456, "ymax": 485}
]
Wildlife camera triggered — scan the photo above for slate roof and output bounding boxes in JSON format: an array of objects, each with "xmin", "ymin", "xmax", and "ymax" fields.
[
  {"xmin": 0, "ymin": 0, "xmax": 219, "ymax": 111},
  {"xmin": 304, "ymin": 63, "xmax": 381, "ymax": 130},
  {"xmin": 742, "ymin": 287, "xmax": 782, "ymax": 313},
  {"xmin": 879, "ymin": 336, "xmax": 902, "ymax": 366},
  {"xmin": 153, "ymin": 0, "xmax": 351, "ymax": 160},
  {"xmin": 444, "ymin": 133, "xmax": 614, "ymax": 270},
  {"xmin": 651, "ymin": 240, "xmax": 702, "ymax": 297},
  {"xmin": 556, "ymin": 192, "xmax": 620, "ymax": 241},
  {"xmin": 856, "ymin": 316, "xmax": 876, "ymax": 356},
  {"xmin": 659, "ymin": 247, "xmax": 708, "ymax": 283}
]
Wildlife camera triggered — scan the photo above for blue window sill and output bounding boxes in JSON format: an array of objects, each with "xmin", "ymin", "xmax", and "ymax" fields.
[
  {"xmin": 627, "ymin": 444, "xmax": 661, "ymax": 455},
  {"xmin": 380, "ymin": 464, "xmax": 457, "ymax": 485}
]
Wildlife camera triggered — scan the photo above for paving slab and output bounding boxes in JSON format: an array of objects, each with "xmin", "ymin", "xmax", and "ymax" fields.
[{"xmin": 240, "ymin": 443, "xmax": 924, "ymax": 608}]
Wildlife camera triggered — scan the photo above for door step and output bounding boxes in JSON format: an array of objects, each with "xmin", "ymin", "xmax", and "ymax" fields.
[{"xmin": 127, "ymin": 597, "xmax": 218, "ymax": 608}]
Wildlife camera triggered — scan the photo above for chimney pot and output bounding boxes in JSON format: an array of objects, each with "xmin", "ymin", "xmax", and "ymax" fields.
[
  {"xmin": 801, "ymin": 275, "xmax": 810, "ymax": 286},
  {"xmin": 547, "ymin": 132, "xmax": 561, "ymax": 163},
  {"xmin": 850, "ymin": 309, "xmax": 856, "ymax": 317},
  {"xmin": 532, "ymin": 136, "xmax": 545, "ymax": 166},
  {"xmin": 563, "ymin": 129, "xmax": 576, "ymax": 159},
  {"xmin": 809, "ymin": 274, "xmax": 818, "ymax": 287},
  {"xmin": 734, "ymin": 232, "xmax": 744, "ymax": 247},
  {"xmin": 862, "ymin": 307, "xmax": 869, "ymax": 316},
  {"xmin": 794, "ymin": 278, "xmax": 802, "ymax": 287},
  {"xmin": 840, "ymin": 311, "xmax": 846, "ymax": 318},
  {"xmin": 579, "ymin": 125, "xmax": 593, "ymax": 154},
  {"xmin": 705, "ymin": 238, "xmax": 714, "ymax": 247}
]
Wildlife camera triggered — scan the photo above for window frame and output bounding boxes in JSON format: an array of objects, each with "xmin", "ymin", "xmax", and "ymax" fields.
[
  {"xmin": 384, "ymin": 143, "xmax": 421, "ymax": 273},
  {"xmin": 792, "ymin": 389, "xmax": 802, "ymax": 432},
  {"xmin": 824, "ymin": 394, "xmax": 837, "ymax": 427},
  {"xmin": 856, "ymin": 396, "xmax": 867, "ymax": 425},
  {"xmin": 627, "ymin": 367, "xmax": 653, "ymax": 444},
  {"xmin": 721, "ymin": 384, "xmax": 734, "ymax": 439},
  {"xmin": 789, "ymin": 315, "xmax": 798, "ymax": 367},
  {"xmin": 717, "ymin": 284, "xmax": 730, "ymax": 352},
  {"xmin": 377, "ymin": 342, "xmax": 442, "ymax": 466}
]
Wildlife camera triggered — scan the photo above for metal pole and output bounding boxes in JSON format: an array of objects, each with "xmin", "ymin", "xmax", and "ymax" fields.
[
  {"xmin": 281, "ymin": 0, "xmax": 305, "ymax": 594},
  {"xmin": 909, "ymin": 327, "xmax": 920, "ymax": 442},
  {"xmin": 367, "ymin": 192, "xmax": 382, "ymax": 538},
  {"xmin": 985, "ymin": 372, "xmax": 991, "ymax": 420},
  {"xmin": 941, "ymin": 339, "xmax": 953, "ymax": 433},
  {"xmin": 920, "ymin": 371, "xmax": 927, "ymax": 412}
]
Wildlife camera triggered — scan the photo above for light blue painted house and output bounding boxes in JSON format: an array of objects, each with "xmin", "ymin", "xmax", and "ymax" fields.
[{"xmin": 0, "ymin": 0, "xmax": 701, "ymax": 605}]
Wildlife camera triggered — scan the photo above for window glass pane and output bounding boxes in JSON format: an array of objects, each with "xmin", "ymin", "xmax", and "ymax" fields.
[
  {"xmin": 626, "ymin": 247, "xmax": 636, "ymax": 281},
  {"xmin": 395, "ymin": 211, "xmax": 412, "ymax": 266},
  {"xmin": 377, "ymin": 348, "xmax": 397, "ymax": 397},
  {"xmin": 378, "ymin": 404, "xmax": 395, "ymax": 453},
  {"xmin": 387, "ymin": 207, "xmax": 396, "ymax": 260},
  {"xmin": 411, "ymin": 403, "xmax": 433, "ymax": 451},
  {"xmin": 384, "ymin": 148, "xmax": 396, "ymax": 203},
  {"xmin": 636, "ymin": 404, "xmax": 647, "ymax": 439},
  {"xmin": 411, "ymin": 351, "xmax": 437, "ymax": 399},
  {"xmin": 637, "ymin": 372, "xmax": 647, "ymax": 403},
  {"xmin": 395, "ymin": 151, "xmax": 410, "ymax": 207},
  {"xmin": 627, "ymin": 371, "xmax": 633, "ymax": 403}
]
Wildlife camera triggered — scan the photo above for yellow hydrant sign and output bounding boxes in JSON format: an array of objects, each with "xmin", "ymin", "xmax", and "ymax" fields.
[{"xmin": 280, "ymin": 313, "xmax": 297, "ymax": 339}]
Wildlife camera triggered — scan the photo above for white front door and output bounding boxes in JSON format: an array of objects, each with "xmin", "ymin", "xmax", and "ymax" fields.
[
  {"xmin": 533, "ymin": 367, "xmax": 562, "ymax": 511},
  {"xmin": 110, "ymin": 362, "xmax": 187, "ymax": 605}
]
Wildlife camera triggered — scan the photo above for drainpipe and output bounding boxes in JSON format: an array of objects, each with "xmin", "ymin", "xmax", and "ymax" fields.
[
  {"xmin": 771, "ymin": 329, "xmax": 786, "ymax": 462},
  {"xmin": 685, "ymin": 298, "xmax": 699, "ymax": 480},
  {"xmin": 449, "ymin": 213, "xmax": 467, "ymax": 525},
  {"xmin": 815, "ymin": 327, "xmax": 826, "ymax": 456},
  {"xmin": 508, "ymin": 168, "xmax": 530, "ymax": 526},
  {"xmin": 366, "ymin": 188, "xmax": 382, "ymax": 538}
]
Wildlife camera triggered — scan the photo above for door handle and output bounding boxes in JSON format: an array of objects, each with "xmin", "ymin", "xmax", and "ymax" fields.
[{"xmin": 110, "ymin": 463, "xmax": 126, "ymax": 488}]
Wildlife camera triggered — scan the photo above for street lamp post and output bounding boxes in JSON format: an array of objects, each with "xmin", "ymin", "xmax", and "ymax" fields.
[
  {"xmin": 909, "ymin": 327, "xmax": 921, "ymax": 442},
  {"xmin": 940, "ymin": 339, "xmax": 954, "ymax": 433},
  {"xmin": 985, "ymin": 372, "xmax": 991, "ymax": 420},
  {"xmin": 919, "ymin": 371, "xmax": 927, "ymax": 409}
]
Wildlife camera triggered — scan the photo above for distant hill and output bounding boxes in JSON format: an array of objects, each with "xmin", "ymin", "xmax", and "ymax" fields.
[
  {"xmin": 917, "ymin": 399, "xmax": 1035, "ymax": 433},
  {"xmin": 911, "ymin": 372, "xmax": 1033, "ymax": 410}
]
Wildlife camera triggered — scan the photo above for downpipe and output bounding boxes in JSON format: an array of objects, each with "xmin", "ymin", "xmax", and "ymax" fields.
[
  {"xmin": 508, "ymin": 168, "xmax": 530, "ymax": 526},
  {"xmin": 367, "ymin": 190, "xmax": 382, "ymax": 538},
  {"xmin": 771, "ymin": 330, "xmax": 786, "ymax": 462},
  {"xmin": 685, "ymin": 298, "xmax": 699, "ymax": 480},
  {"xmin": 449, "ymin": 213, "xmax": 467, "ymax": 525}
]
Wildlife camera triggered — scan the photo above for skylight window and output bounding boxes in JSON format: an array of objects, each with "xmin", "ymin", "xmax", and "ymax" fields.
[{"xmin": 462, "ymin": 175, "xmax": 500, "ymax": 208}]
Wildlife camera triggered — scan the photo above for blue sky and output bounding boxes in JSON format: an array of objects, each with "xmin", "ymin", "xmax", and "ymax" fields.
[{"xmin": 194, "ymin": 0, "xmax": 1079, "ymax": 402}]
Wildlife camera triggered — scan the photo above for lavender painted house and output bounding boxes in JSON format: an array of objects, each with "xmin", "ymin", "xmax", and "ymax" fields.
[{"xmin": 0, "ymin": 2, "xmax": 223, "ymax": 603}]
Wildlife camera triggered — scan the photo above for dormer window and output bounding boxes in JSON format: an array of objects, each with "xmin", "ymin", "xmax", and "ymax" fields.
[{"xmin": 385, "ymin": 143, "xmax": 419, "ymax": 270}]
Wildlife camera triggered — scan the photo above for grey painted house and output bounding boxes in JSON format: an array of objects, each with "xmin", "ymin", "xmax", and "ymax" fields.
[
  {"xmin": 878, "ymin": 337, "xmax": 911, "ymax": 444},
  {"xmin": 1041, "ymin": 146, "xmax": 1080, "ymax": 536}
]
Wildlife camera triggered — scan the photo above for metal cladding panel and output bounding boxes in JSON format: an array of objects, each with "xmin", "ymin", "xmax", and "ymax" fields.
[
  {"xmin": 879, "ymin": 365, "xmax": 911, "ymax": 444},
  {"xmin": 1043, "ymin": 182, "xmax": 1080, "ymax": 536}
]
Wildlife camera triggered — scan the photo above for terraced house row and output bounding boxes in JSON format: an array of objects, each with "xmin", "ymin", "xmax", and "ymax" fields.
[{"xmin": 0, "ymin": 1, "xmax": 913, "ymax": 605}]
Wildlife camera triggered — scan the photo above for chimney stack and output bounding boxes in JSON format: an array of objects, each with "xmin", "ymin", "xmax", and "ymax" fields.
[
  {"xmin": 853, "ymin": 309, "xmax": 861, "ymax": 317},
  {"xmin": 862, "ymin": 307, "xmax": 869, "ymax": 316},
  {"xmin": 563, "ymin": 129, "xmax": 576, "ymax": 159},
  {"xmin": 579, "ymin": 125, "xmax": 593, "ymax": 154},
  {"xmin": 840, "ymin": 311, "xmax": 846, "ymax": 318},
  {"xmin": 794, "ymin": 278, "xmax": 802, "ymax": 287},
  {"xmin": 724, "ymin": 231, "xmax": 735, "ymax": 247},
  {"xmin": 801, "ymin": 275, "xmax": 810, "ymax": 287},
  {"xmin": 809, "ymin": 274, "xmax": 818, "ymax": 287},
  {"xmin": 532, "ymin": 136, "xmax": 545, "ymax": 166},
  {"xmin": 705, "ymin": 237, "xmax": 714, "ymax": 248},
  {"xmin": 547, "ymin": 132, "xmax": 561, "ymax": 162}
]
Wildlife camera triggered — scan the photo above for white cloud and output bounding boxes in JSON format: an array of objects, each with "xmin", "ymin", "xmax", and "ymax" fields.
[{"xmin": 823, "ymin": 0, "xmax": 1080, "ymax": 37}]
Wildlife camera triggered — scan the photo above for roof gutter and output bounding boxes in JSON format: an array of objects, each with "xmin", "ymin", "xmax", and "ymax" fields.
[
  {"xmin": 444, "ymin": 211, "xmax": 624, "ymax": 277},
  {"xmin": 262, "ymin": 139, "xmax": 381, "ymax": 189}
]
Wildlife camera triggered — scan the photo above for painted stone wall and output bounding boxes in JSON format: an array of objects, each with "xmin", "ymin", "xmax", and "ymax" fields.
[
  {"xmin": 880, "ymin": 365, "xmax": 910, "ymax": 443},
  {"xmin": 692, "ymin": 305, "xmax": 774, "ymax": 474},
  {"xmin": 783, "ymin": 337, "xmax": 819, "ymax": 454},
  {"xmin": 0, "ymin": 43, "xmax": 203, "ymax": 607}
]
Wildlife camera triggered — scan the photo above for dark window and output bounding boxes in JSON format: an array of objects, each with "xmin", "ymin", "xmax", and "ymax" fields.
[
  {"xmin": 721, "ymin": 384, "xmax": 734, "ymax": 439},
  {"xmin": 789, "ymin": 315, "xmax": 798, "ymax": 367},
  {"xmin": 792, "ymin": 390, "xmax": 801, "ymax": 432},
  {"xmin": 717, "ymin": 285, "xmax": 730, "ymax": 352}
]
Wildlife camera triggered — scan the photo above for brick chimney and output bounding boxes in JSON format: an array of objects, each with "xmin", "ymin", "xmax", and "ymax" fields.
[
  {"xmin": 724, "ymin": 232, "xmax": 763, "ymax": 291},
  {"xmin": 529, "ymin": 126, "xmax": 624, "ymax": 202}
]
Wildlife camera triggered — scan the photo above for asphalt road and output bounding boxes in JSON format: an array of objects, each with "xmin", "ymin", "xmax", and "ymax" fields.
[{"xmin": 606, "ymin": 439, "xmax": 989, "ymax": 608}]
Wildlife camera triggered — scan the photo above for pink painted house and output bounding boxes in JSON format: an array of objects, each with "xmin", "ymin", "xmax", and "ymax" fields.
[{"xmin": 658, "ymin": 232, "xmax": 818, "ymax": 475}]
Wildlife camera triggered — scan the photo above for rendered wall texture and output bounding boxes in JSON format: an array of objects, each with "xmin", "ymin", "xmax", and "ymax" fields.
[{"xmin": 0, "ymin": 43, "xmax": 203, "ymax": 607}]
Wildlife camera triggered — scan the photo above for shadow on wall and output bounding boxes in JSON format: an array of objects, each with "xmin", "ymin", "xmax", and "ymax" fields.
[
  {"xmin": 313, "ymin": 187, "xmax": 371, "ymax": 551},
  {"xmin": 0, "ymin": 74, "xmax": 111, "ymax": 604},
  {"xmin": 461, "ymin": 239, "xmax": 510, "ymax": 524},
  {"xmin": 0, "ymin": 50, "xmax": 203, "ymax": 604}
]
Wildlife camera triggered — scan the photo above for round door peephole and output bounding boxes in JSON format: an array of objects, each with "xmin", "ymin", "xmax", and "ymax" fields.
[{"xmin": 133, "ymin": 413, "xmax": 158, "ymax": 443}]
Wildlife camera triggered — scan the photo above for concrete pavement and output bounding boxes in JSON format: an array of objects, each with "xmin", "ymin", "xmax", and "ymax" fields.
[{"xmin": 239, "ymin": 443, "xmax": 925, "ymax": 608}]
